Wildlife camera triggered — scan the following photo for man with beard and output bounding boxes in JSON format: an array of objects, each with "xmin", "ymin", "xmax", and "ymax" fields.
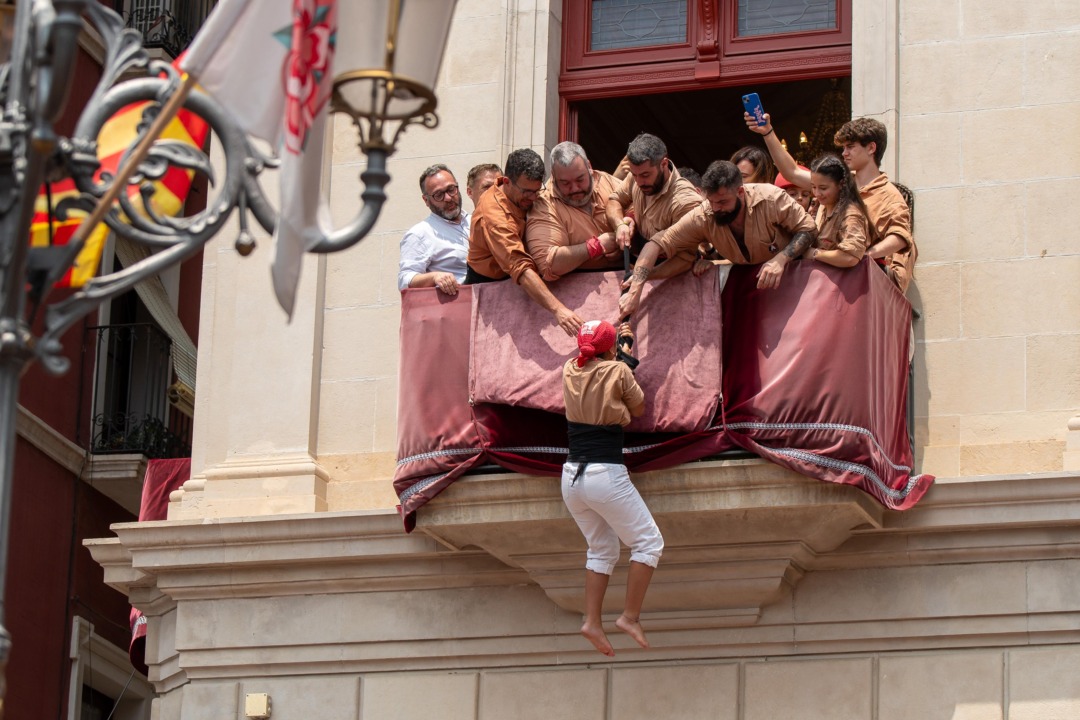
[
  {"xmin": 467, "ymin": 148, "xmax": 584, "ymax": 336},
  {"xmin": 398, "ymin": 164, "xmax": 470, "ymax": 295},
  {"xmin": 605, "ymin": 133, "xmax": 703, "ymax": 255},
  {"xmin": 525, "ymin": 141, "xmax": 623, "ymax": 281},
  {"xmin": 619, "ymin": 160, "xmax": 816, "ymax": 318}
]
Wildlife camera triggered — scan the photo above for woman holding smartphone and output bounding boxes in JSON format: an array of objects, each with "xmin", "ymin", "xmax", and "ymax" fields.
[{"xmin": 805, "ymin": 154, "xmax": 871, "ymax": 268}]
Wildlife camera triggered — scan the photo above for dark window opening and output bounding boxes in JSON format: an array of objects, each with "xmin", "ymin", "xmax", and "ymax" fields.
[{"xmin": 575, "ymin": 76, "xmax": 851, "ymax": 177}]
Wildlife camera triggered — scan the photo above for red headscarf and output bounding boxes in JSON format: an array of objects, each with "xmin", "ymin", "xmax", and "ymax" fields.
[{"xmin": 575, "ymin": 320, "xmax": 616, "ymax": 368}]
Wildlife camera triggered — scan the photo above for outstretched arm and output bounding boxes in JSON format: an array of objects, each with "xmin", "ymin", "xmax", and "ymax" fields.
[
  {"xmin": 619, "ymin": 241, "xmax": 663, "ymax": 319},
  {"xmin": 757, "ymin": 230, "xmax": 814, "ymax": 289},
  {"xmin": 605, "ymin": 198, "xmax": 636, "ymax": 250},
  {"xmin": 518, "ymin": 267, "xmax": 583, "ymax": 336},
  {"xmin": 744, "ymin": 112, "xmax": 811, "ymax": 189}
]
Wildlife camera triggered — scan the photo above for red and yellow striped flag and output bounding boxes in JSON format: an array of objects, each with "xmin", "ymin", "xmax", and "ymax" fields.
[{"xmin": 29, "ymin": 79, "xmax": 210, "ymax": 287}]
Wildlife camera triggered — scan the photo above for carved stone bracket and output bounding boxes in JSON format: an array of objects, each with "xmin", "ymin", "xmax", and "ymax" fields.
[{"xmin": 417, "ymin": 459, "xmax": 884, "ymax": 626}]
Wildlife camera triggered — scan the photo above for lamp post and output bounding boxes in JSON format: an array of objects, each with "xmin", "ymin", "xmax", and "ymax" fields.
[{"xmin": 0, "ymin": 0, "xmax": 457, "ymax": 709}]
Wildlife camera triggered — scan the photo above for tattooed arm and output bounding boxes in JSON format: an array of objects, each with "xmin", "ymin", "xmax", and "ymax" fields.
[
  {"xmin": 757, "ymin": 230, "xmax": 815, "ymax": 290},
  {"xmin": 785, "ymin": 231, "xmax": 814, "ymax": 258},
  {"xmin": 618, "ymin": 241, "xmax": 662, "ymax": 319}
]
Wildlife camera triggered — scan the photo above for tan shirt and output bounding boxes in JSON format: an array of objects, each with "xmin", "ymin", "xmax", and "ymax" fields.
[
  {"xmin": 526, "ymin": 170, "xmax": 621, "ymax": 281},
  {"xmin": 563, "ymin": 358, "xmax": 643, "ymax": 428},
  {"xmin": 467, "ymin": 177, "xmax": 536, "ymax": 284},
  {"xmin": 861, "ymin": 173, "xmax": 917, "ymax": 293},
  {"xmin": 815, "ymin": 203, "xmax": 870, "ymax": 261},
  {"xmin": 654, "ymin": 183, "xmax": 816, "ymax": 264},
  {"xmin": 610, "ymin": 161, "xmax": 702, "ymax": 239}
]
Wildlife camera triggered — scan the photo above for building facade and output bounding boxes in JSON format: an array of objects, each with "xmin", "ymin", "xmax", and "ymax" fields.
[
  {"xmin": 3, "ymin": 3, "xmax": 208, "ymax": 716},
  {"xmin": 87, "ymin": 1, "xmax": 1080, "ymax": 718}
]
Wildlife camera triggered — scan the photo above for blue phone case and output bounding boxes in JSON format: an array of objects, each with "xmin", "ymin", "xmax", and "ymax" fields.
[{"xmin": 742, "ymin": 93, "xmax": 766, "ymax": 126}]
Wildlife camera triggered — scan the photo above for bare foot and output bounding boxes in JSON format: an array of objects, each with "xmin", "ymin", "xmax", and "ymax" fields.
[
  {"xmin": 616, "ymin": 614, "xmax": 649, "ymax": 649},
  {"xmin": 581, "ymin": 620, "xmax": 615, "ymax": 657}
]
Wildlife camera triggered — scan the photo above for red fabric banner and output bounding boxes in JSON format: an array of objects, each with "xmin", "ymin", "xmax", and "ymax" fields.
[
  {"xmin": 469, "ymin": 270, "xmax": 723, "ymax": 432},
  {"xmin": 394, "ymin": 259, "xmax": 933, "ymax": 529},
  {"xmin": 129, "ymin": 458, "xmax": 191, "ymax": 673}
]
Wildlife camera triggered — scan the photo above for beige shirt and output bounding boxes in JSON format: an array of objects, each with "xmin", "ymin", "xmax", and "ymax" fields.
[
  {"xmin": 526, "ymin": 171, "xmax": 621, "ymax": 281},
  {"xmin": 861, "ymin": 173, "xmax": 917, "ymax": 293},
  {"xmin": 815, "ymin": 203, "xmax": 870, "ymax": 261},
  {"xmin": 467, "ymin": 177, "xmax": 536, "ymax": 283},
  {"xmin": 610, "ymin": 162, "xmax": 702, "ymax": 240},
  {"xmin": 563, "ymin": 358, "xmax": 643, "ymax": 428},
  {"xmin": 654, "ymin": 183, "xmax": 816, "ymax": 264}
]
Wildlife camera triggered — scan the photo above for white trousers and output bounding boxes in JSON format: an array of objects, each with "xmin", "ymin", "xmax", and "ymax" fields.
[{"xmin": 561, "ymin": 462, "xmax": 664, "ymax": 576}]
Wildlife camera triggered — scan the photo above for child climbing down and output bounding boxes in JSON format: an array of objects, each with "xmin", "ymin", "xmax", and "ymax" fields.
[{"xmin": 561, "ymin": 320, "xmax": 664, "ymax": 656}]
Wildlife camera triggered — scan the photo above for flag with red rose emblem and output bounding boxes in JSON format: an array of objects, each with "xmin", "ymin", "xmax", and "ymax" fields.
[{"xmin": 180, "ymin": 0, "xmax": 337, "ymax": 317}]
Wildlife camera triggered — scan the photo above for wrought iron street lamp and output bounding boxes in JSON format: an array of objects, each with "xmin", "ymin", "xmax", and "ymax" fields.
[{"xmin": 0, "ymin": 0, "xmax": 457, "ymax": 709}]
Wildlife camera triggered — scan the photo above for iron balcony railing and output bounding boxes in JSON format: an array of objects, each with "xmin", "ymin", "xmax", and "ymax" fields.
[
  {"xmin": 120, "ymin": 0, "xmax": 215, "ymax": 59},
  {"xmin": 84, "ymin": 323, "xmax": 192, "ymax": 459}
]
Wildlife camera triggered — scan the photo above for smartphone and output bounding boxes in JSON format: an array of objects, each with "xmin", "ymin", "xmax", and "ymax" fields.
[{"xmin": 742, "ymin": 92, "xmax": 766, "ymax": 126}]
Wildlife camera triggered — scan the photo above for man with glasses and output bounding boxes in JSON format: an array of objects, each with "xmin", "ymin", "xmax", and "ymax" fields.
[
  {"xmin": 398, "ymin": 164, "xmax": 470, "ymax": 295},
  {"xmin": 467, "ymin": 148, "xmax": 584, "ymax": 336}
]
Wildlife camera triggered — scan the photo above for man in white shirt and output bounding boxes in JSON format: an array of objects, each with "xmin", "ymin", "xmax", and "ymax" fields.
[{"xmin": 398, "ymin": 164, "xmax": 470, "ymax": 295}]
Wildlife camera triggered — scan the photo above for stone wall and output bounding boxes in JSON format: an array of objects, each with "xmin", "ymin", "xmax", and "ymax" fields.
[
  {"xmin": 89, "ymin": 468, "xmax": 1080, "ymax": 720},
  {"xmin": 893, "ymin": 2, "xmax": 1080, "ymax": 477},
  {"xmin": 318, "ymin": 0, "xmax": 562, "ymax": 510},
  {"xmin": 121, "ymin": 3, "xmax": 1080, "ymax": 717}
]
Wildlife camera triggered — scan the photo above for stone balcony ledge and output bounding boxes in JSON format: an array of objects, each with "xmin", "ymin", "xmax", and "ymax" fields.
[
  {"xmin": 88, "ymin": 461, "xmax": 1080, "ymax": 628},
  {"xmin": 84, "ymin": 464, "xmax": 1080, "ymax": 672}
]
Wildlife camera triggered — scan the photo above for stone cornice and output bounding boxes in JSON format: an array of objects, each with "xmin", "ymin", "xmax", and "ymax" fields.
[
  {"xmin": 90, "ymin": 509, "xmax": 530, "ymax": 602},
  {"xmin": 16, "ymin": 404, "xmax": 85, "ymax": 476},
  {"xmin": 16, "ymin": 406, "xmax": 148, "ymax": 513},
  {"xmin": 87, "ymin": 465, "xmax": 1080, "ymax": 607},
  {"xmin": 84, "ymin": 467, "xmax": 1080, "ymax": 675},
  {"xmin": 81, "ymin": 454, "xmax": 148, "ymax": 515}
]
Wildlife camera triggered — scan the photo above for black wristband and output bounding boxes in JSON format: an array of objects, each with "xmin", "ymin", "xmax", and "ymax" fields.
[{"xmin": 763, "ymin": 128, "xmax": 774, "ymax": 137}]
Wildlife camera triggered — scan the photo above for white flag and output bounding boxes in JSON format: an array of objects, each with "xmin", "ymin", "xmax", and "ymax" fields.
[{"xmin": 180, "ymin": 0, "xmax": 337, "ymax": 317}]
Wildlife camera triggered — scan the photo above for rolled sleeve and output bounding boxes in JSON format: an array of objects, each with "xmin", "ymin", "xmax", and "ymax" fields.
[
  {"xmin": 621, "ymin": 366, "xmax": 645, "ymax": 411},
  {"xmin": 481, "ymin": 219, "xmax": 536, "ymax": 284},
  {"xmin": 835, "ymin": 207, "xmax": 870, "ymax": 261},
  {"xmin": 610, "ymin": 174, "xmax": 633, "ymax": 207},
  {"xmin": 880, "ymin": 196, "xmax": 914, "ymax": 249},
  {"xmin": 398, "ymin": 230, "xmax": 432, "ymax": 291},
  {"xmin": 525, "ymin": 198, "xmax": 567, "ymax": 282}
]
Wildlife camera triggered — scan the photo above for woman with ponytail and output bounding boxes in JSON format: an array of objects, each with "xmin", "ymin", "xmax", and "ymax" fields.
[
  {"xmin": 561, "ymin": 320, "xmax": 663, "ymax": 657},
  {"xmin": 804, "ymin": 153, "xmax": 871, "ymax": 268}
]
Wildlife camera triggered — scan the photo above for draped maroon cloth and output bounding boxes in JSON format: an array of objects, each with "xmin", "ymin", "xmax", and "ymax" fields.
[
  {"xmin": 129, "ymin": 457, "xmax": 191, "ymax": 672},
  {"xmin": 469, "ymin": 270, "xmax": 722, "ymax": 432},
  {"xmin": 395, "ymin": 259, "xmax": 933, "ymax": 530}
]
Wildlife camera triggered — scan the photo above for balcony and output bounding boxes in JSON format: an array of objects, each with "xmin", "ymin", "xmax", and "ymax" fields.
[
  {"xmin": 85, "ymin": 322, "xmax": 192, "ymax": 460},
  {"xmin": 119, "ymin": 0, "xmax": 214, "ymax": 59}
]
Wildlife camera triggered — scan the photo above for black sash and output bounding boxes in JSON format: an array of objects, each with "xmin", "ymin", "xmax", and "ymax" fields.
[{"xmin": 567, "ymin": 422, "xmax": 624, "ymax": 484}]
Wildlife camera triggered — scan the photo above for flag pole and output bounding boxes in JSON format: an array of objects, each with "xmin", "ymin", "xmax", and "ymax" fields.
[{"xmin": 67, "ymin": 72, "xmax": 201, "ymax": 251}]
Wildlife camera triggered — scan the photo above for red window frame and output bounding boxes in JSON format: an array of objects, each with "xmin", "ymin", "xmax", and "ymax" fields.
[
  {"xmin": 560, "ymin": 0, "xmax": 852, "ymax": 121},
  {"xmin": 564, "ymin": 0, "xmax": 696, "ymax": 72},
  {"xmin": 721, "ymin": 0, "xmax": 851, "ymax": 57}
]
